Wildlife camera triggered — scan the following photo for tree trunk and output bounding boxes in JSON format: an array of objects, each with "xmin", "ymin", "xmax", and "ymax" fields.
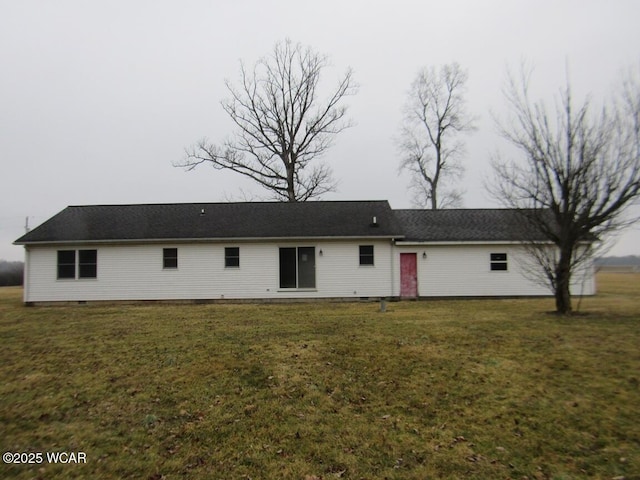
[
  {"xmin": 430, "ymin": 183, "xmax": 437, "ymax": 210},
  {"xmin": 554, "ymin": 247, "xmax": 573, "ymax": 314},
  {"xmin": 286, "ymin": 161, "xmax": 296, "ymax": 202}
]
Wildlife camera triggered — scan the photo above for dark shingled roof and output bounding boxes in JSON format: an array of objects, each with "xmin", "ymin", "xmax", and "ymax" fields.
[
  {"xmin": 393, "ymin": 209, "xmax": 548, "ymax": 242},
  {"xmin": 14, "ymin": 201, "xmax": 403, "ymax": 244},
  {"xmin": 14, "ymin": 202, "xmax": 555, "ymax": 246}
]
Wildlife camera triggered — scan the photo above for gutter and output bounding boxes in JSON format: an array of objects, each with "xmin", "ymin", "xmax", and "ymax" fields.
[
  {"xmin": 15, "ymin": 234, "xmax": 407, "ymax": 247},
  {"xmin": 394, "ymin": 240, "xmax": 551, "ymax": 246},
  {"xmin": 394, "ymin": 240, "xmax": 593, "ymax": 246}
]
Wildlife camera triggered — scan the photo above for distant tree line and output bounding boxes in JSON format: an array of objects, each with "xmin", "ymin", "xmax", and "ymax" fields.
[
  {"xmin": 595, "ymin": 255, "xmax": 640, "ymax": 267},
  {"xmin": 0, "ymin": 261, "xmax": 24, "ymax": 286}
]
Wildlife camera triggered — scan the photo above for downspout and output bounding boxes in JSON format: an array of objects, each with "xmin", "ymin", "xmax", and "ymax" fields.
[
  {"xmin": 23, "ymin": 246, "xmax": 30, "ymax": 304},
  {"xmin": 389, "ymin": 238, "xmax": 395, "ymax": 298}
]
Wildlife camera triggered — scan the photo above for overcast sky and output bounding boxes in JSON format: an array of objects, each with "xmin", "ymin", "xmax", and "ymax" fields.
[{"xmin": 2, "ymin": 0, "xmax": 639, "ymax": 261}]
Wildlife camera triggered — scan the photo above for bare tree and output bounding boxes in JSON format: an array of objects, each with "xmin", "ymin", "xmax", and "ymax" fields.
[
  {"xmin": 177, "ymin": 39, "xmax": 357, "ymax": 202},
  {"xmin": 490, "ymin": 66, "xmax": 640, "ymax": 314},
  {"xmin": 397, "ymin": 63, "xmax": 476, "ymax": 209}
]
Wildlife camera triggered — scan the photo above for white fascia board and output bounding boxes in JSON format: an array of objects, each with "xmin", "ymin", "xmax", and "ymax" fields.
[
  {"xmin": 395, "ymin": 239, "xmax": 592, "ymax": 246},
  {"xmin": 394, "ymin": 240, "xmax": 553, "ymax": 246},
  {"xmin": 16, "ymin": 235, "xmax": 405, "ymax": 246}
]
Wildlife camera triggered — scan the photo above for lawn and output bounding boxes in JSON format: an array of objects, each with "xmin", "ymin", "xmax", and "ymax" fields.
[{"xmin": 0, "ymin": 274, "xmax": 639, "ymax": 479}]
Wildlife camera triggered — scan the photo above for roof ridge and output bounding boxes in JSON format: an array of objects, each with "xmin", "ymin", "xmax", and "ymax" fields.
[{"xmin": 67, "ymin": 200, "xmax": 392, "ymax": 208}]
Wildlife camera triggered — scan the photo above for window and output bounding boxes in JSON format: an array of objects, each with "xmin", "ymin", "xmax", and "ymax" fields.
[
  {"xmin": 279, "ymin": 247, "xmax": 316, "ymax": 289},
  {"xmin": 279, "ymin": 248, "xmax": 297, "ymax": 288},
  {"xmin": 490, "ymin": 253, "xmax": 508, "ymax": 271},
  {"xmin": 57, "ymin": 250, "xmax": 76, "ymax": 279},
  {"xmin": 163, "ymin": 248, "xmax": 178, "ymax": 269},
  {"xmin": 57, "ymin": 249, "xmax": 97, "ymax": 279},
  {"xmin": 359, "ymin": 245, "xmax": 374, "ymax": 265},
  {"xmin": 79, "ymin": 250, "xmax": 97, "ymax": 278},
  {"xmin": 225, "ymin": 247, "xmax": 240, "ymax": 268}
]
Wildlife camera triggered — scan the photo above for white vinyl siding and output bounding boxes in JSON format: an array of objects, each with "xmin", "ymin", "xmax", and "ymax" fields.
[
  {"xmin": 22, "ymin": 241, "xmax": 595, "ymax": 303},
  {"xmin": 23, "ymin": 240, "xmax": 394, "ymax": 302},
  {"xmin": 393, "ymin": 244, "xmax": 595, "ymax": 297}
]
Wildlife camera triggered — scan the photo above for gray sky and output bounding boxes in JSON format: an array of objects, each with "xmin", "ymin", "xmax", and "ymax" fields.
[{"xmin": 2, "ymin": 0, "xmax": 639, "ymax": 261}]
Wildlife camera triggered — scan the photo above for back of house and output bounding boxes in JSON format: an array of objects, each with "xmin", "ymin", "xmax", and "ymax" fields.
[{"xmin": 14, "ymin": 201, "xmax": 595, "ymax": 304}]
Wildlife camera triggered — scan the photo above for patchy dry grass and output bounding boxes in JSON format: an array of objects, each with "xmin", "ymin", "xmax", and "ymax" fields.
[{"xmin": 1, "ymin": 275, "xmax": 639, "ymax": 479}]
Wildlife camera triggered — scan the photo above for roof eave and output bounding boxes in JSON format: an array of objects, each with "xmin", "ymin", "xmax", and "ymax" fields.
[
  {"xmin": 15, "ymin": 234, "xmax": 406, "ymax": 246},
  {"xmin": 395, "ymin": 239, "xmax": 593, "ymax": 246},
  {"xmin": 395, "ymin": 239, "xmax": 554, "ymax": 245}
]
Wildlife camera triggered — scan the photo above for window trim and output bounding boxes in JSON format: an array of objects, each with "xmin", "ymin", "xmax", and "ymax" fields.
[
  {"xmin": 163, "ymin": 248, "xmax": 178, "ymax": 269},
  {"xmin": 359, "ymin": 245, "xmax": 375, "ymax": 266},
  {"xmin": 224, "ymin": 247, "xmax": 240, "ymax": 268},
  {"xmin": 279, "ymin": 247, "xmax": 298, "ymax": 289},
  {"xmin": 57, "ymin": 249, "xmax": 97, "ymax": 280},
  {"xmin": 57, "ymin": 250, "xmax": 76, "ymax": 279},
  {"xmin": 278, "ymin": 246, "xmax": 316, "ymax": 290},
  {"xmin": 78, "ymin": 249, "xmax": 98, "ymax": 278},
  {"xmin": 490, "ymin": 252, "xmax": 508, "ymax": 271}
]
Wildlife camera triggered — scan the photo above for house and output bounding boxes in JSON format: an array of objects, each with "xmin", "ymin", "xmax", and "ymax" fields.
[
  {"xmin": 393, "ymin": 209, "xmax": 594, "ymax": 298},
  {"xmin": 14, "ymin": 201, "xmax": 595, "ymax": 304}
]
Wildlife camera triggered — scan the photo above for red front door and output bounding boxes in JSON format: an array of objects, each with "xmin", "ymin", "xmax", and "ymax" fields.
[{"xmin": 400, "ymin": 253, "xmax": 418, "ymax": 298}]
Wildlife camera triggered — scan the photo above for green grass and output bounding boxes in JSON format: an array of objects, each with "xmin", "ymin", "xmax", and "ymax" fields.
[{"xmin": 1, "ymin": 274, "xmax": 639, "ymax": 479}]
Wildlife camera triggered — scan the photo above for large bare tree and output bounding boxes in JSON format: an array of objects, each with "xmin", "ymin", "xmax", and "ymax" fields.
[
  {"xmin": 490, "ymin": 66, "xmax": 640, "ymax": 314},
  {"xmin": 178, "ymin": 39, "xmax": 357, "ymax": 201},
  {"xmin": 397, "ymin": 63, "xmax": 476, "ymax": 209}
]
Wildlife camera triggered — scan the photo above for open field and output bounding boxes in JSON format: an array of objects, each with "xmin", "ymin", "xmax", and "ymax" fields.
[{"xmin": 1, "ymin": 274, "xmax": 639, "ymax": 479}]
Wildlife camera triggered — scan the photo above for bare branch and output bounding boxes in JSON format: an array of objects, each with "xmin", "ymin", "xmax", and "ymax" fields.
[
  {"xmin": 397, "ymin": 63, "xmax": 476, "ymax": 209},
  {"xmin": 489, "ymin": 64, "xmax": 640, "ymax": 313},
  {"xmin": 176, "ymin": 39, "xmax": 357, "ymax": 201}
]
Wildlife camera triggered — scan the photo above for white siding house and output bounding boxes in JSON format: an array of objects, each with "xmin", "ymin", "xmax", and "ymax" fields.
[
  {"xmin": 15, "ymin": 201, "xmax": 596, "ymax": 304},
  {"xmin": 22, "ymin": 240, "xmax": 395, "ymax": 303},
  {"xmin": 392, "ymin": 243, "xmax": 594, "ymax": 298}
]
